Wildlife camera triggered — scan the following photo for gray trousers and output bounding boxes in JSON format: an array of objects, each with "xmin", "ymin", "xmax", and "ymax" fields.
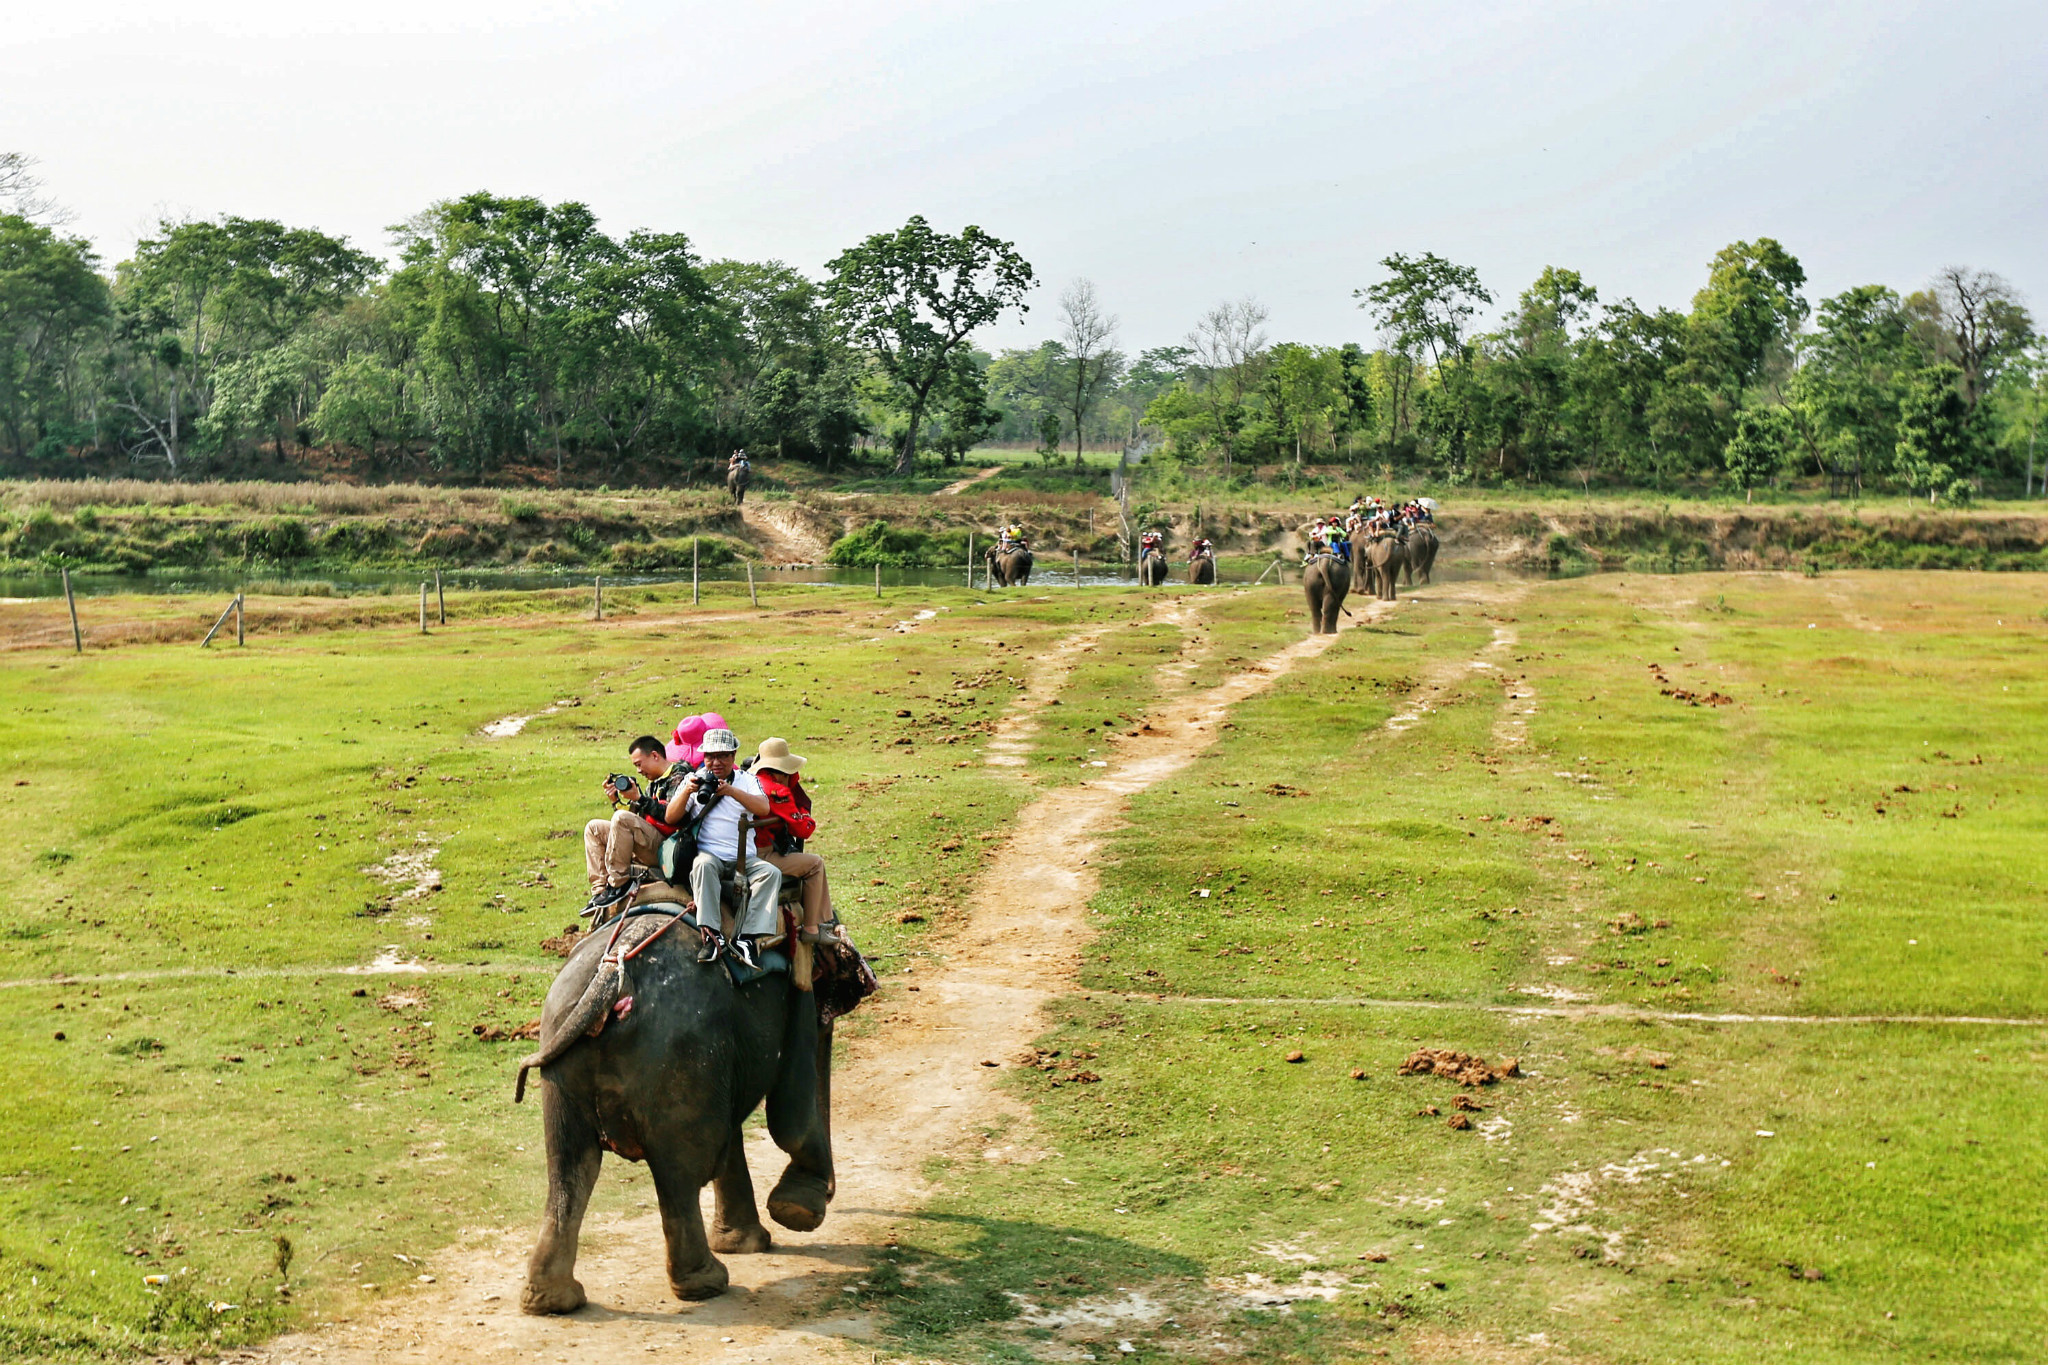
[{"xmin": 690, "ymin": 850, "xmax": 782, "ymax": 937}]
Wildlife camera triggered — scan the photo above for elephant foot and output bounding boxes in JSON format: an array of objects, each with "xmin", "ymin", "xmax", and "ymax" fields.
[
  {"xmin": 520, "ymin": 1276, "xmax": 587, "ymax": 1316},
  {"xmin": 670, "ymin": 1257, "xmax": 731, "ymax": 1301},
  {"xmin": 710, "ymin": 1221, "xmax": 772, "ymax": 1254},
  {"xmin": 766, "ymin": 1172, "xmax": 831, "ymax": 1231}
]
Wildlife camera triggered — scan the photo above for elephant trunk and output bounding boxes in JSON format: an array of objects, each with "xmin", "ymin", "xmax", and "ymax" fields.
[{"xmin": 515, "ymin": 954, "xmax": 625, "ymax": 1103}]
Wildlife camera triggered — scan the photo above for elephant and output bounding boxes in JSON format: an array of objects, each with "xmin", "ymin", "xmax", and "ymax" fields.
[
  {"xmin": 1188, "ymin": 553, "xmax": 1216, "ymax": 585},
  {"xmin": 1403, "ymin": 524, "xmax": 1439, "ymax": 585},
  {"xmin": 1302, "ymin": 553, "xmax": 1351, "ymax": 633},
  {"xmin": 1359, "ymin": 533, "xmax": 1406, "ymax": 602},
  {"xmin": 985, "ymin": 546, "xmax": 1033, "ymax": 587},
  {"xmin": 727, "ymin": 464, "xmax": 751, "ymax": 506},
  {"xmin": 516, "ymin": 912, "xmax": 834, "ymax": 1313},
  {"xmin": 1138, "ymin": 550, "xmax": 1169, "ymax": 587}
]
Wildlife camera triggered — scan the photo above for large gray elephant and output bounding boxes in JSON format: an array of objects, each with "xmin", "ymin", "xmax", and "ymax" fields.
[
  {"xmin": 1138, "ymin": 550, "xmax": 1169, "ymax": 587},
  {"xmin": 1359, "ymin": 533, "xmax": 1406, "ymax": 602},
  {"xmin": 985, "ymin": 546, "xmax": 1033, "ymax": 587},
  {"xmin": 727, "ymin": 463, "xmax": 751, "ymax": 506},
  {"xmin": 1302, "ymin": 553, "xmax": 1351, "ymax": 633},
  {"xmin": 1403, "ymin": 524, "xmax": 1439, "ymax": 585},
  {"xmin": 1187, "ymin": 552, "xmax": 1216, "ymax": 585},
  {"xmin": 515, "ymin": 914, "xmax": 834, "ymax": 1311}
]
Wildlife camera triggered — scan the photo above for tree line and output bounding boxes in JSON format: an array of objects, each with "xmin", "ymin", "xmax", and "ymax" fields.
[{"xmin": 2, "ymin": 151, "xmax": 2043, "ymax": 498}]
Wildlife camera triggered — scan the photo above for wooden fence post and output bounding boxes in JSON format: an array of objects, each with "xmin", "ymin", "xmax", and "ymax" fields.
[
  {"xmin": 1073, "ymin": 549, "xmax": 1081, "ymax": 586},
  {"xmin": 874, "ymin": 563, "xmax": 881, "ymax": 599},
  {"xmin": 235, "ymin": 593, "xmax": 244, "ymax": 646},
  {"xmin": 594, "ymin": 576, "xmax": 603, "ymax": 621},
  {"xmin": 60, "ymin": 568, "xmax": 81, "ymax": 654},
  {"xmin": 745, "ymin": 560, "xmax": 758, "ymax": 608},
  {"xmin": 419, "ymin": 582, "xmax": 429, "ymax": 634},
  {"xmin": 967, "ymin": 533, "xmax": 975, "ymax": 588},
  {"xmin": 692, "ymin": 541, "xmax": 700, "ymax": 605},
  {"xmin": 200, "ymin": 595, "xmax": 238, "ymax": 648},
  {"xmin": 436, "ymin": 569, "xmax": 446, "ymax": 625}
]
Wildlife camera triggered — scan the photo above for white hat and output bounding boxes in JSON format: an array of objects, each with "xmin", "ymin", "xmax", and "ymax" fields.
[{"xmin": 701, "ymin": 727, "xmax": 739, "ymax": 753}]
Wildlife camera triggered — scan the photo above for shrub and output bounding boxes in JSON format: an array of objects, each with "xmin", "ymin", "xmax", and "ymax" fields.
[
  {"xmin": 415, "ymin": 525, "xmax": 496, "ymax": 560},
  {"xmin": 827, "ymin": 520, "xmax": 971, "ymax": 568},
  {"xmin": 609, "ymin": 536, "xmax": 739, "ymax": 571},
  {"xmin": 239, "ymin": 516, "xmax": 310, "ymax": 561},
  {"xmin": 525, "ymin": 539, "xmax": 584, "ymax": 566},
  {"xmin": 501, "ymin": 497, "xmax": 544, "ymax": 524}
]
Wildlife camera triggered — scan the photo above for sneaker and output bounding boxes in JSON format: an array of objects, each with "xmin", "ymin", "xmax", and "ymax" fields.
[
  {"xmin": 730, "ymin": 936, "xmax": 762, "ymax": 971},
  {"xmin": 695, "ymin": 926, "xmax": 724, "ymax": 964}
]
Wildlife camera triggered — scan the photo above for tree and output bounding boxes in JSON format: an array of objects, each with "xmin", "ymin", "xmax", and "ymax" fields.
[
  {"xmin": 824, "ymin": 216, "xmax": 1033, "ymax": 476},
  {"xmin": 0, "ymin": 152, "xmax": 65, "ymax": 223},
  {"xmin": 1185, "ymin": 297, "xmax": 1269, "ymax": 473},
  {"xmin": 1907, "ymin": 267, "xmax": 2034, "ymax": 410},
  {"xmin": 0, "ymin": 214, "xmax": 108, "ymax": 459},
  {"xmin": 1356, "ymin": 252, "xmax": 1492, "ymax": 384},
  {"xmin": 1688, "ymin": 238, "xmax": 1807, "ymax": 399},
  {"xmin": 1057, "ymin": 278, "xmax": 1120, "ymax": 467},
  {"xmin": 1722, "ymin": 407, "xmax": 1791, "ymax": 502},
  {"xmin": 1787, "ymin": 285, "xmax": 1917, "ymax": 497},
  {"xmin": 1986, "ymin": 343, "xmax": 2047, "ymax": 495},
  {"xmin": 1265, "ymin": 343, "xmax": 1345, "ymax": 465},
  {"xmin": 1893, "ymin": 364, "xmax": 1976, "ymax": 503}
]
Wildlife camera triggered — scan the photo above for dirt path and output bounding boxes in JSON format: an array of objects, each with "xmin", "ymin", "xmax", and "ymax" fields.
[
  {"xmin": 739, "ymin": 502, "xmax": 838, "ymax": 565},
  {"xmin": 253, "ymin": 594, "xmax": 1358, "ymax": 1365},
  {"xmin": 934, "ymin": 465, "xmax": 1003, "ymax": 496}
]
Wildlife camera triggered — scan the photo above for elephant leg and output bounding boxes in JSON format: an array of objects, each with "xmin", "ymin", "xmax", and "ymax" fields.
[
  {"xmin": 765, "ymin": 1010, "xmax": 835, "ymax": 1231},
  {"xmin": 646, "ymin": 1146, "xmax": 729, "ymax": 1301},
  {"xmin": 521, "ymin": 1083, "xmax": 603, "ymax": 1315},
  {"xmin": 708, "ymin": 1125, "xmax": 772, "ymax": 1254}
]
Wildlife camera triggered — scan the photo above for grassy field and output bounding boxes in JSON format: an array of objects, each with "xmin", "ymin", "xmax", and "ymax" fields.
[
  {"xmin": 854, "ymin": 571, "xmax": 2048, "ymax": 1364},
  {"xmin": 0, "ymin": 568, "xmax": 2043, "ymax": 1362}
]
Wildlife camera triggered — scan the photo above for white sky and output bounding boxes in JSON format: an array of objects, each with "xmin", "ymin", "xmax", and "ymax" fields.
[{"xmin": 5, "ymin": 0, "xmax": 2044, "ymax": 351}]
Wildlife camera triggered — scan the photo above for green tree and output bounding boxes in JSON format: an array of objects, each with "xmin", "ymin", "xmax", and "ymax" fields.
[
  {"xmin": 1264, "ymin": 343, "xmax": 1345, "ymax": 465},
  {"xmin": 1356, "ymin": 252, "xmax": 1492, "ymax": 385},
  {"xmin": 0, "ymin": 214, "xmax": 108, "ymax": 459},
  {"xmin": 1893, "ymin": 363, "xmax": 1977, "ymax": 502},
  {"xmin": 1905, "ymin": 267, "xmax": 2035, "ymax": 411},
  {"xmin": 1787, "ymin": 285, "xmax": 1918, "ymax": 497},
  {"xmin": 1721, "ymin": 407, "xmax": 1791, "ymax": 502},
  {"xmin": 1056, "ymin": 278, "xmax": 1122, "ymax": 467},
  {"xmin": 1688, "ymin": 238, "xmax": 1807, "ymax": 399},
  {"xmin": 824, "ymin": 216, "xmax": 1033, "ymax": 476}
]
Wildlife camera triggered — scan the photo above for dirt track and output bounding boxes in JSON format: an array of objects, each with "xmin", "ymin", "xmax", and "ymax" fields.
[{"xmin": 252, "ymin": 591, "xmax": 1362, "ymax": 1364}]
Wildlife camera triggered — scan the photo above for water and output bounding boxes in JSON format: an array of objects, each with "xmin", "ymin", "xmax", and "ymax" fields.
[{"xmin": 0, "ymin": 559, "xmax": 1538, "ymax": 601}]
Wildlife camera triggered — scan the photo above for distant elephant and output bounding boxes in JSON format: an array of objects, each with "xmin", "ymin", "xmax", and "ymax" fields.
[
  {"xmin": 1359, "ymin": 533, "xmax": 1406, "ymax": 602},
  {"xmin": 1138, "ymin": 550, "xmax": 1169, "ymax": 587},
  {"xmin": 727, "ymin": 464, "xmax": 751, "ymax": 506},
  {"xmin": 1302, "ymin": 553, "xmax": 1351, "ymax": 633},
  {"xmin": 516, "ymin": 915, "xmax": 834, "ymax": 1311},
  {"xmin": 1188, "ymin": 553, "xmax": 1216, "ymax": 585},
  {"xmin": 985, "ymin": 546, "xmax": 1033, "ymax": 587},
  {"xmin": 1404, "ymin": 524, "xmax": 1439, "ymax": 585}
]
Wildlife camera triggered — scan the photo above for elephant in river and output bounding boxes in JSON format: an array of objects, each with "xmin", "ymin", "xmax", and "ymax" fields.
[
  {"xmin": 1403, "ymin": 524, "xmax": 1439, "ymax": 585},
  {"xmin": 1302, "ymin": 553, "xmax": 1351, "ymax": 633},
  {"xmin": 985, "ymin": 546, "xmax": 1033, "ymax": 587},
  {"xmin": 1359, "ymin": 533, "xmax": 1406, "ymax": 602},
  {"xmin": 1138, "ymin": 550, "xmax": 1170, "ymax": 587},
  {"xmin": 1188, "ymin": 553, "xmax": 1216, "ymax": 585},
  {"xmin": 727, "ymin": 463, "xmax": 751, "ymax": 506},
  {"xmin": 516, "ymin": 913, "xmax": 833, "ymax": 1311}
]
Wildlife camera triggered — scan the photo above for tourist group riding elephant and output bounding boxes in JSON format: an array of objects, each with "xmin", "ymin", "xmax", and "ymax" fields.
[
  {"xmin": 1188, "ymin": 553, "xmax": 1216, "ymax": 585},
  {"xmin": 1403, "ymin": 524, "xmax": 1439, "ymax": 586},
  {"xmin": 727, "ymin": 463, "xmax": 751, "ymax": 506},
  {"xmin": 985, "ymin": 545, "xmax": 1033, "ymax": 587},
  {"xmin": 515, "ymin": 914, "xmax": 834, "ymax": 1311},
  {"xmin": 1302, "ymin": 551, "xmax": 1351, "ymax": 634},
  {"xmin": 1138, "ymin": 550, "xmax": 1169, "ymax": 587},
  {"xmin": 1360, "ymin": 532, "xmax": 1406, "ymax": 602}
]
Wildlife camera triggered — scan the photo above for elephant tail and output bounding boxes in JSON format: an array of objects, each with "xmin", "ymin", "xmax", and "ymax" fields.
[{"xmin": 514, "ymin": 954, "xmax": 625, "ymax": 1103}]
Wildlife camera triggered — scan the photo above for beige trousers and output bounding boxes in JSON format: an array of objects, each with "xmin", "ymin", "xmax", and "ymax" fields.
[
  {"xmin": 583, "ymin": 811, "xmax": 662, "ymax": 890},
  {"xmin": 759, "ymin": 849, "xmax": 833, "ymax": 930}
]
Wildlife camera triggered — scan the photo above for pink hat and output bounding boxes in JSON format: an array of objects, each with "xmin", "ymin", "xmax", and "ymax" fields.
[{"xmin": 666, "ymin": 712, "xmax": 732, "ymax": 765}]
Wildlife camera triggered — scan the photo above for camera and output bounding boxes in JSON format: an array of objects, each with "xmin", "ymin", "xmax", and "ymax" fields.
[{"xmin": 607, "ymin": 773, "xmax": 641, "ymax": 799}]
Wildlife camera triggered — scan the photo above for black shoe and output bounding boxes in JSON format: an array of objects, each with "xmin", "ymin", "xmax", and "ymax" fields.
[
  {"xmin": 730, "ymin": 936, "xmax": 762, "ymax": 971},
  {"xmin": 695, "ymin": 926, "xmax": 724, "ymax": 964}
]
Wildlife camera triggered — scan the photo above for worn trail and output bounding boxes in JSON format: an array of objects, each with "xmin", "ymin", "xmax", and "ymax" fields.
[{"xmin": 254, "ymin": 592, "xmax": 1355, "ymax": 1365}]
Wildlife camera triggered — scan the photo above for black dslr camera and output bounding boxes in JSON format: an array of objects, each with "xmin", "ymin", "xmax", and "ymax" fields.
[{"xmin": 607, "ymin": 774, "xmax": 641, "ymax": 801}]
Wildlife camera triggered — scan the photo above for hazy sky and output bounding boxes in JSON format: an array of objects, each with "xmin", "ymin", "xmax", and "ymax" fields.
[{"xmin": 6, "ymin": 0, "xmax": 2044, "ymax": 351}]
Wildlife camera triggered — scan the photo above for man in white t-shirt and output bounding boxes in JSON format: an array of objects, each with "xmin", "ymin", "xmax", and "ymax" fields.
[{"xmin": 665, "ymin": 728, "xmax": 783, "ymax": 967}]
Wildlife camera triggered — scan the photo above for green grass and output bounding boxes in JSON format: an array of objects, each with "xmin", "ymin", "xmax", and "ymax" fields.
[
  {"xmin": 2, "ymin": 569, "xmax": 2044, "ymax": 1362},
  {"xmin": 868, "ymin": 571, "xmax": 2048, "ymax": 1365}
]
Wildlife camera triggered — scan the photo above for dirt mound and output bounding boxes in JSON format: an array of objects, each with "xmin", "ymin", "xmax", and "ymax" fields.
[{"xmin": 1398, "ymin": 1047, "xmax": 1521, "ymax": 1086}]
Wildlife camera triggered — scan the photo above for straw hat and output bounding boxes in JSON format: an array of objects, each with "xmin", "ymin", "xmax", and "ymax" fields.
[{"xmin": 754, "ymin": 737, "xmax": 806, "ymax": 773}]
